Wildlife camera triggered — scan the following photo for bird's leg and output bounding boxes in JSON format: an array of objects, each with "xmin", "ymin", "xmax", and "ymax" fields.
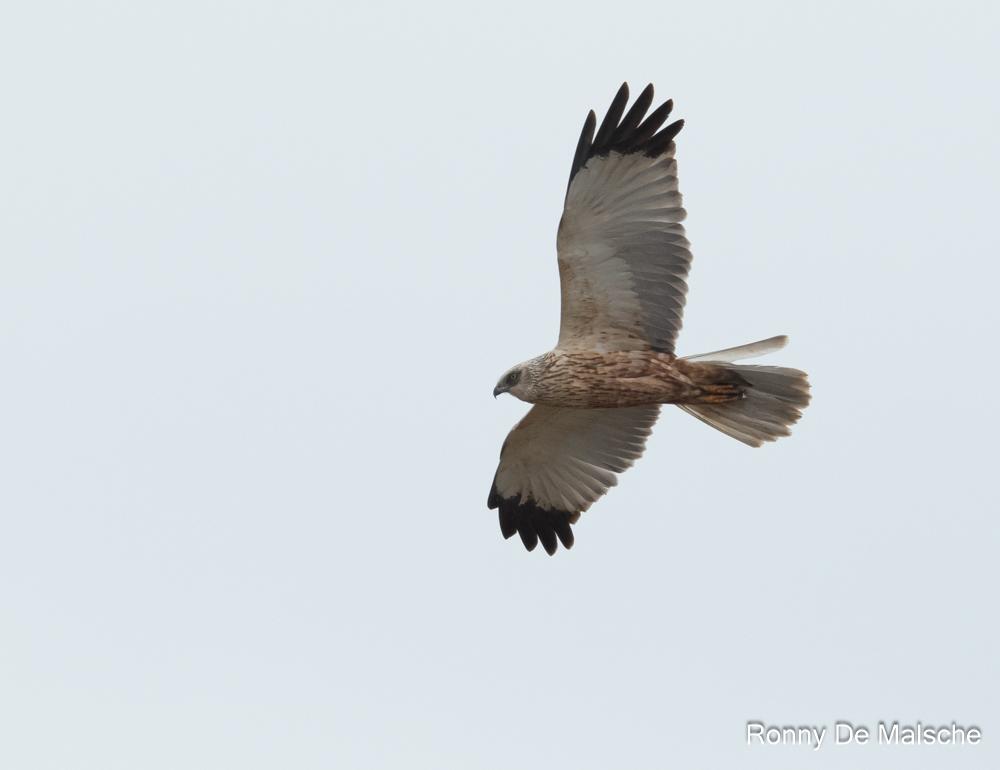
[{"xmin": 693, "ymin": 383, "xmax": 744, "ymax": 404}]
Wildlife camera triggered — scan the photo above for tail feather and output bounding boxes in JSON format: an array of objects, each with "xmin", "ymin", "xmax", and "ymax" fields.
[
  {"xmin": 683, "ymin": 335, "xmax": 788, "ymax": 363},
  {"xmin": 681, "ymin": 341, "xmax": 810, "ymax": 447}
]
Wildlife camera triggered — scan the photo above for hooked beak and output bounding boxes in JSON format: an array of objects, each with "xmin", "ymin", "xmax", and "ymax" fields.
[{"xmin": 493, "ymin": 385, "xmax": 504, "ymax": 398}]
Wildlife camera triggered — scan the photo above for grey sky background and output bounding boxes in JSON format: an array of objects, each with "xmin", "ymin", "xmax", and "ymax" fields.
[{"xmin": 2, "ymin": 2, "xmax": 998, "ymax": 768}]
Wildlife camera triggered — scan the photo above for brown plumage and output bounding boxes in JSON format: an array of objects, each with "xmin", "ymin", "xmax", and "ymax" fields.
[
  {"xmin": 529, "ymin": 351, "xmax": 744, "ymax": 409},
  {"xmin": 489, "ymin": 83, "xmax": 811, "ymax": 555}
]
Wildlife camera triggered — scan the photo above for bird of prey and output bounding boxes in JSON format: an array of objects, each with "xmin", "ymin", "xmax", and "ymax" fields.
[{"xmin": 488, "ymin": 82, "xmax": 811, "ymax": 555}]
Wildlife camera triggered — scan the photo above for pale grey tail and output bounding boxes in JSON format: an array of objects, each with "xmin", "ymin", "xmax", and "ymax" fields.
[{"xmin": 681, "ymin": 336, "xmax": 811, "ymax": 447}]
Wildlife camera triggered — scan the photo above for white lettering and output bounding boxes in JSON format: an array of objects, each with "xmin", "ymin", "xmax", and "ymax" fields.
[{"xmin": 835, "ymin": 721, "xmax": 855, "ymax": 744}]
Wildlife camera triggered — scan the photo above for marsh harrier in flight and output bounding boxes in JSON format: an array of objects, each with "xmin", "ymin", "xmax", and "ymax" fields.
[{"xmin": 489, "ymin": 83, "xmax": 811, "ymax": 555}]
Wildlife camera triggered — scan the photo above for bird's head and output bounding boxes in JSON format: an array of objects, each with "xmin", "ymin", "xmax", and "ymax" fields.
[{"xmin": 493, "ymin": 362, "xmax": 536, "ymax": 401}]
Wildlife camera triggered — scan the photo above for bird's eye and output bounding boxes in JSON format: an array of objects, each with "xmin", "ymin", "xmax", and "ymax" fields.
[{"xmin": 507, "ymin": 371, "xmax": 519, "ymax": 385}]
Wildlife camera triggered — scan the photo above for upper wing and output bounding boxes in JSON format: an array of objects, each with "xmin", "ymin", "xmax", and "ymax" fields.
[
  {"xmin": 557, "ymin": 82, "xmax": 691, "ymax": 353},
  {"xmin": 487, "ymin": 405, "xmax": 660, "ymax": 554}
]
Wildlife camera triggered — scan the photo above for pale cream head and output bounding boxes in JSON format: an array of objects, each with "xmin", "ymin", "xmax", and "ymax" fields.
[{"xmin": 493, "ymin": 359, "xmax": 542, "ymax": 402}]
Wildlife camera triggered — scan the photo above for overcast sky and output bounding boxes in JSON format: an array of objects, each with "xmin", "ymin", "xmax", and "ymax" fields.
[{"xmin": 2, "ymin": 2, "xmax": 998, "ymax": 769}]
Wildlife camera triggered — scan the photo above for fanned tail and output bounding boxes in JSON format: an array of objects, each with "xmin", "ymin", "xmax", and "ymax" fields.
[{"xmin": 681, "ymin": 337, "xmax": 810, "ymax": 447}]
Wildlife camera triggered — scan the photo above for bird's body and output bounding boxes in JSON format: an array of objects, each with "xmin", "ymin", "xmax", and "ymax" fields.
[
  {"xmin": 489, "ymin": 83, "xmax": 811, "ymax": 555},
  {"xmin": 517, "ymin": 351, "xmax": 742, "ymax": 409}
]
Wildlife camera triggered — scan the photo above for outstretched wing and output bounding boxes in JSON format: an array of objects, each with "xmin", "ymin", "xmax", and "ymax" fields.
[
  {"xmin": 557, "ymin": 82, "xmax": 691, "ymax": 354},
  {"xmin": 488, "ymin": 405, "xmax": 660, "ymax": 554}
]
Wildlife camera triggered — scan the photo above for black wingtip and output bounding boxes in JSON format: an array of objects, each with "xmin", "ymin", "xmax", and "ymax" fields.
[
  {"xmin": 498, "ymin": 503, "xmax": 517, "ymax": 539},
  {"xmin": 567, "ymin": 109, "xmax": 597, "ymax": 196},
  {"xmin": 632, "ymin": 98, "xmax": 674, "ymax": 145},
  {"xmin": 592, "ymin": 83, "xmax": 629, "ymax": 149},
  {"xmin": 567, "ymin": 82, "xmax": 682, "ymax": 189},
  {"xmin": 491, "ymin": 492, "xmax": 578, "ymax": 555},
  {"xmin": 611, "ymin": 84, "xmax": 654, "ymax": 147},
  {"xmin": 646, "ymin": 118, "xmax": 685, "ymax": 156}
]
